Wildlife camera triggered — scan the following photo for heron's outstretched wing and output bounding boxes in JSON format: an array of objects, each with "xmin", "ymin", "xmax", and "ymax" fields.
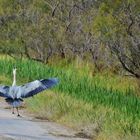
[
  {"xmin": 20, "ymin": 78, "xmax": 58, "ymax": 98},
  {"xmin": 0, "ymin": 85, "xmax": 10, "ymax": 98}
]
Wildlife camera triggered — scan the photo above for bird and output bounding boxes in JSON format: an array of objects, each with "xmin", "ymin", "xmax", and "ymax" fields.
[{"xmin": 0, "ymin": 68, "xmax": 59, "ymax": 116}]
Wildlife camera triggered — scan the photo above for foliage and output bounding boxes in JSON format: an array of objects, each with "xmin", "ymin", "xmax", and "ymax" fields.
[
  {"xmin": 0, "ymin": 0, "xmax": 139, "ymax": 77},
  {"xmin": 93, "ymin": 0, "xmax": 140, "ymax": 78}
]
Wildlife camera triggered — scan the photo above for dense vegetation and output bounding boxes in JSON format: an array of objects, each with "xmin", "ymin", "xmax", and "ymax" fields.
[{"xmin": 0, "ymin": 0, "xmax": 140, "ymax": 78}]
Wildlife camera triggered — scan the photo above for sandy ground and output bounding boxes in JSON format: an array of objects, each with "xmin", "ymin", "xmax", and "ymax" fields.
[{"xmin": 0, "ymin": 99, "xmax": 89, "ymax": 140}]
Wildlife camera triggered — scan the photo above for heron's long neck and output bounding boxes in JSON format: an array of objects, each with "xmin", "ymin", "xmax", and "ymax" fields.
[{"xmin": 12, "ymin": 72, "xmax": 16, "ymax": 86}]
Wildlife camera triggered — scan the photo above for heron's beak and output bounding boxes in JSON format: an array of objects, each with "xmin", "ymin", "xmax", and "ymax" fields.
[{"xmin": 13, "ymin": 68, "xmax": 17, "ymax": 71}]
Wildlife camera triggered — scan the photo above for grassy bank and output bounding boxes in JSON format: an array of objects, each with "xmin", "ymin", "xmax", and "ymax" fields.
[{"xmin": 0, "ymin": 58, "xmax": 139, "ymax": 140}]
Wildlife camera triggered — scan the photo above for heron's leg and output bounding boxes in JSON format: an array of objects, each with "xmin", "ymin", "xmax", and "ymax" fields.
[
  {"xmin": 12, "ymin": 107, "xmax": 15, "ymax": 114},
  {"xmin": 16, "ymin": 107, "xmax": 20, "ymax": 117}
]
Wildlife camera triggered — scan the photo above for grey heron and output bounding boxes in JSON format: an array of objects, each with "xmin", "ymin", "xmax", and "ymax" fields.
[{"xmin": 0, "ymin": 68, "xmax": 59, "ymax": 116}]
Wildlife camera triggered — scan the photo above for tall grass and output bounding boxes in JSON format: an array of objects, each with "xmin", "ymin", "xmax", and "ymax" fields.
[{"xmin": 0, "ymin": 57, "xmax": 140, "ymax": 139}]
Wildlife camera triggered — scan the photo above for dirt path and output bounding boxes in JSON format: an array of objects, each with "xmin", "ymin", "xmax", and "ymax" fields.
[{"xmin": 0, "ymin": 100, "xmax": 89, "ymax": 140}]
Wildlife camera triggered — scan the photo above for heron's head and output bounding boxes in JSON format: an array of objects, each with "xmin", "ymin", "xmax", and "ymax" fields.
[{"xmin": 13, "ymin": 68, "xmax": 17, "ymax": 75}]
